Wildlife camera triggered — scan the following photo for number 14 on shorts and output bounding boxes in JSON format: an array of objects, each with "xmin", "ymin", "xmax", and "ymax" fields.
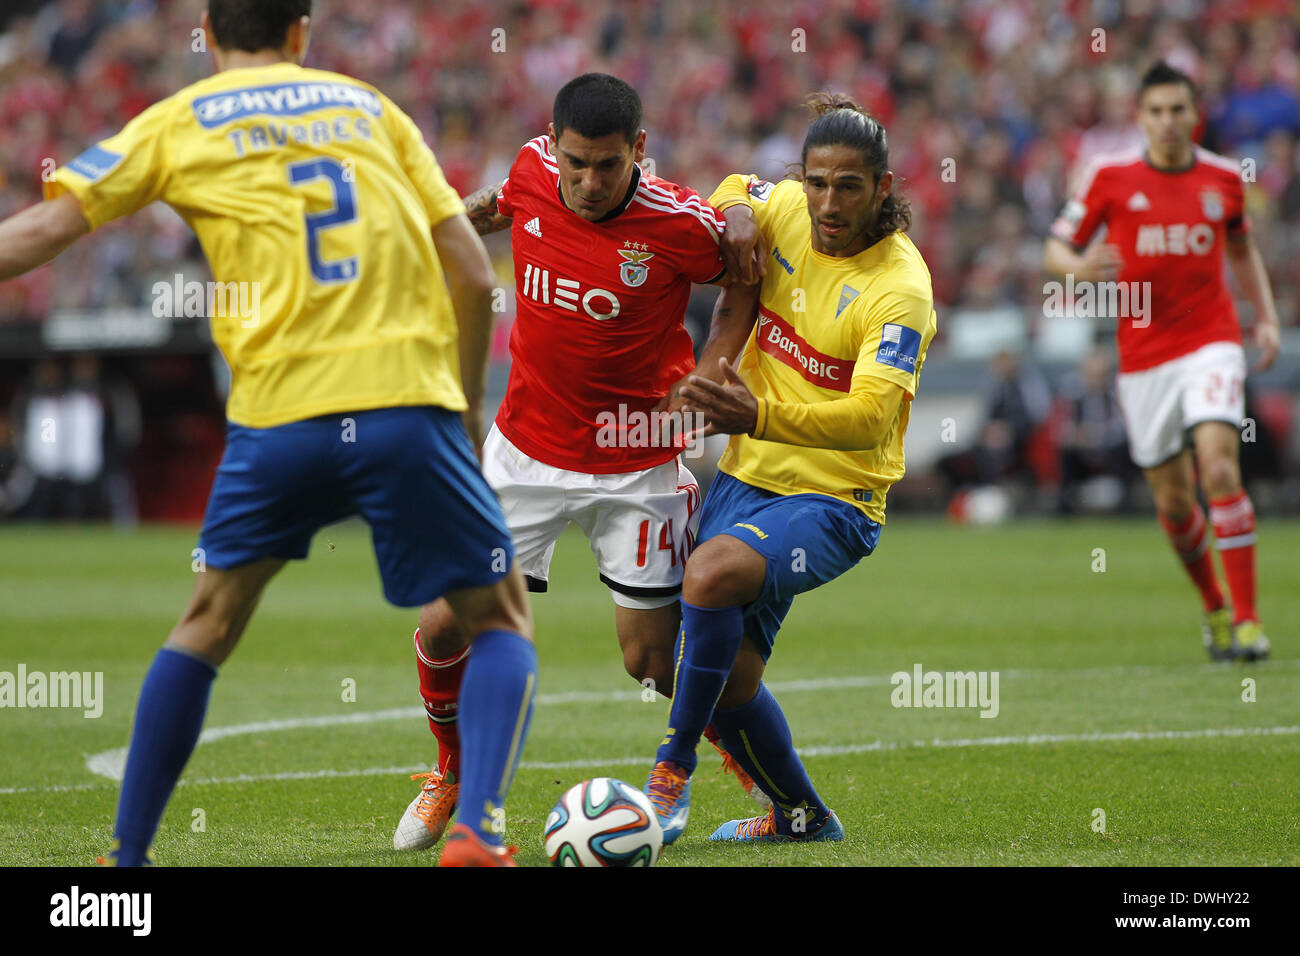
[{"xmin": 636, "ymin": 518, "xmax": 691, "ymax": 568}]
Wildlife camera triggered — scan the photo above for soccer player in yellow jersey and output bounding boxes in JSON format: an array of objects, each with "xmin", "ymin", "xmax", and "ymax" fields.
[
  {"xmin": 643, "ymin": 93, "xmax": 938, "ymax": 843},
  {"xmin": 0, "ymin": 1, "xmax": 534, "ymax": 867}
]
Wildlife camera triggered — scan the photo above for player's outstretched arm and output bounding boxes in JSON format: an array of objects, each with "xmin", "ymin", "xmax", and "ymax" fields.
[
  {"xmin": 681, "ymin": 359, "xmax": 904, "ymax": 451},
  {"xmin": 463, "ymin": 182, "xmax": 512, "ymax": 237},
  {"xmin": 0, "ymin": 193, "xmax": 89, "ymax": 282},
  {"xmin": 657, "ymin": 281, "xmax": 760, "ymax": 413},
  {"xmin": 1225, "ymin": 234, "xmax": 1281, "ymax": 371},
  {"xmin": 1043, "ymin": 236, "xmax": 1121, "ymax": 283},
  {"xmin": 432, "ymin": 212, "xmax": 497, "ymax": 448}
]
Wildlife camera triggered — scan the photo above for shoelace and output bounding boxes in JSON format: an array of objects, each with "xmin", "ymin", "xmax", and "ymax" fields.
[
  {"xmin": 718, "ymin": 751, "xmax": 755, "ymax": 788},
  {"xmin": 410, "ymin": 771, "xmax": 455, "ymax": 818},
  {"xmin": 736, "ymin": 807, "xmax": 778, "ymax": 839},
  {"xmin": 645, "ymin": 766, "xmax": 684, "ymax": 814}
]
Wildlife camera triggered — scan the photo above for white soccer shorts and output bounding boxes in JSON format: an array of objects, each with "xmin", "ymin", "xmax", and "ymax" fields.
[
  {"xmin": 480, "ymin": 424, "xmax": 701, "ymax": 609},
  {"xmin": 1115, "ymin": 341, "xmax": 1246, "ymax": 469}
]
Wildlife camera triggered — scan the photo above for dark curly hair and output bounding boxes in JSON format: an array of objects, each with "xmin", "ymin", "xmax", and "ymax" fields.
[{"xmin": 799, "ymin": 92, "xmax": 912, "ymax": 239}]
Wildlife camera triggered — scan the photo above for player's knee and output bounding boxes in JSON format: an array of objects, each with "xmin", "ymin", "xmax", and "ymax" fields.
[
  {"xmin": 717, "ymin": 671, "xmax": 760, "ymax": 711},
  {"xmin": 172, "ymin": 598, "xmax": 240, "ymax": 662},
  {"xmin": 682, "ymin": 556, "xmax": 748, "ymax": 608},
  {"xmin": 418, "ymin": 601, "xmax": 468, "ymax": 658},
  {"xmin": 1199, "ymin": 456, "xmax": 1240, "ymax": 498},
  {"xmin": 455, "ymin": 572, "xmax": 534, "ymax": 643},
  {"xmin": 1154, "ymin": 487, "xmax": 1195, "ymax": 522},
  {"xmin": 623, "ymin": 645, "xmax": 673, "ymax": 696}
]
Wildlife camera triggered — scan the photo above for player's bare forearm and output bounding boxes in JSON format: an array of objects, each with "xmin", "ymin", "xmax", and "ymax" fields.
[
  {"xmin": 463, "ymin": 183, "xmax": 512, "ymax": 237},
  {"xmin": 1227, "ymin": 235, "xmax": 1279, "ymax": 327},
  {"xmin": 1043, "ymin": 237, "xmax": 1083, "ymax": 279},
  {"xmin": 1044, "ymin": 235, "xmax": 1121, "ymax": 283},
  {"xmin": 433, "ymin": 213, "xmax": 497, "ymax": 429},
  {"xmin": 1227, "ymin": 234, "xmax": 1281, "ymax": 370},
  {"xmin": 692, "ymin": 282, "xmax": 761, "ymax": 387},
  {"xmin": 0, "ymin": 193, "xmax": 89, "ymax": 281},
  {"xmin": 718, "ymin": 202, "xmax": 767, "ymax": 285}
]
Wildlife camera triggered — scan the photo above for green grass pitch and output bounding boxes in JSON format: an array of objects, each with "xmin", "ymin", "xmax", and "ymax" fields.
[{"xmin": 1, "ymin": 517, "xmax": 1296, "ymax": 866}]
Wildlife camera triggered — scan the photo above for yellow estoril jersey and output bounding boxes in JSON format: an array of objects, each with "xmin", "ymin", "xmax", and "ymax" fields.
[
  {"xmin": 709, "ymin": 175, "xmax": 938, "ymax": 523},
  {"xmin": 45, "ymin": 62, "xmax": 468, "ymax": 428}
]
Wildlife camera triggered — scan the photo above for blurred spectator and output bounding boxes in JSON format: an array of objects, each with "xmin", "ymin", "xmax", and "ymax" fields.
[
  {"xmin": 1055, "ymin": 350, "xmax": 1134, "ymax": 515},
  {"xmin": 9, "ymin": 353, "xmax": 137, "ymax": 521},
  {"xmin": 0, "ymin": 417, "xmax": 35, "ymax": 515},
  {"xmin": 0, "ymin": 0, "xmax": 1293, "ymax": 326},
  {"xmin": 937, "ymin": 349, "xmax": 1052, "ymax": 494}
]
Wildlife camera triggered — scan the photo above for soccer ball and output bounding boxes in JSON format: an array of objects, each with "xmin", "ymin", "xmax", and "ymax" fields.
[{"xmin": 543, "ymin": 777, "xmax": 663, "ymax": 867}]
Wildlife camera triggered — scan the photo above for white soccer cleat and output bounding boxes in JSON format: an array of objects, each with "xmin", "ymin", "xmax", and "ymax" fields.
[{"xmin": 393, "ymin": 767, "xmax": 458, "ymax": 851}]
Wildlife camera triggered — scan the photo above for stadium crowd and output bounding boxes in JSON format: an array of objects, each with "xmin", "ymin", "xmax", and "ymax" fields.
[
  {"xmin": 0, "ymin": 0, "xmax": 1297, "ymax": 517},
  {"xmin": 1, "ymin": 0, "xmax": 1296, "ymax": 325}
]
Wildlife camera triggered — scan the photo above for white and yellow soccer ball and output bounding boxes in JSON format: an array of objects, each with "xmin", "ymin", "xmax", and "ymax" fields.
[{"xmin": 543, "ymin": 777, "xmax": 663, "ymax": 867}]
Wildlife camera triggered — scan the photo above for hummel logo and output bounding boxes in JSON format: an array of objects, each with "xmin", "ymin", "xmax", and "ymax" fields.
[
  {"xmin": 524, "ymin": 217, "xmax": 542, "ymax": 237},
  {"xmin": 1127, "ymin": 192, "xmax": 1150, "ymax": 211}
]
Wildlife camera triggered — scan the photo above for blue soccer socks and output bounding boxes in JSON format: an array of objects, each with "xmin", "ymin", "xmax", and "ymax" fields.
[
  {"xmin": 112, "ymin": 647, "xmax": 217, "ymax": 866},
  {"xmin": 655, "ymin": 601, "xmax": 745, "ymax": 775},
  {"xmin": 455, "ymin": 629, "xmax": 537, "ymax": 846},
  {"xmin": 710, "ymin": 683, "xmax": 832, "ymax": 836}
]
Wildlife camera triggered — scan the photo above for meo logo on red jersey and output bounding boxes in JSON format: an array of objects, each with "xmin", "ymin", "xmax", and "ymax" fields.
[{"xmin": 521, "ymin": 260, "xmax": 622, "ymax": 320}]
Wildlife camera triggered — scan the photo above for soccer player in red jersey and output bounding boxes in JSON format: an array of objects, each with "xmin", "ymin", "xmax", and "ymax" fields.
[
  {"xmin": 392, "ymin": 74, "xmax": 767, "ymax": 850},
  {"xmin": 1045, "ymin": 61, "xmax": 1281, "ymax": 661}
]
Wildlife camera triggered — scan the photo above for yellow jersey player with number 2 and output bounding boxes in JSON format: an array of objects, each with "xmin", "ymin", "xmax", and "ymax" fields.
[
  {"xmin": 642, "ymin": 92, "xmax": 938, "ymax": 844},
  {"xmin": 0, "ymin": 0, "xmax": 535, "ymax": 867}
]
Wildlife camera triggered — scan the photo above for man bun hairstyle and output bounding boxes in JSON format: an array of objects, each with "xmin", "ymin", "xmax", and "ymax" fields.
[{"xmin": 800, "ymin": 92, "xmax": 911, "ymax": 237}]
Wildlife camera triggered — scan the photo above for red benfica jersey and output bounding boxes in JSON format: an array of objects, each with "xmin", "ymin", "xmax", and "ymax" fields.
[
  {"xmin": 1050, "ymin": 146, "xmax": 1249, "ymax": 373},
  {"xmin": 495, "ymin": 136, "xmax": 725, "ymax": 473}
]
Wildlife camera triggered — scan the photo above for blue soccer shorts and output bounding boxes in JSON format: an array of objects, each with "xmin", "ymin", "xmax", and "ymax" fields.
[
  {"xmin": 695, "ymin": 472, "xmax": 881, "ymax": 660},
  {"xmin": 197, "ymin": 406, "xmax": 513, "ymax": 607}
]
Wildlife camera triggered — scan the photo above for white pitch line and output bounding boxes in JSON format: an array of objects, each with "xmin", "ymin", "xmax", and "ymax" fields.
[
  {"xmin": 74, "ymin": 659, "xmax": 1300, "ymax": 783},
  {"xmin": 3, "ymin": 724, "xmax": 1296, "ymax": 797},
  {"xmin": 0, "ymin": 656, "xmax": 1278, "ymax": 788}
]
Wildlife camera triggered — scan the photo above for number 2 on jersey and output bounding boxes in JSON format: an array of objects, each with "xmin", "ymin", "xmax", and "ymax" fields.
[{"xmin": 287, "ymin": 158, "xmax": 359, "ymax": 284}]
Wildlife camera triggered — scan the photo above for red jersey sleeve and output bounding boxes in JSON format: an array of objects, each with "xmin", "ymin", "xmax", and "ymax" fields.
[
  {"xmin": 1226, "ymin": 172, "xmax": 1250, "ymax": 237},
  {"xmin": 640, "ymin": 173, "xmax": 726, "ymax": 283},
  {"xmin": 496, "ymin": 172, "xmax": 515, "ymax": 218},
  {"xmin": 1050, "ymin": 160, "xmax": 1110, "ymax": 249},
  {"xmin": 685, "ymin": 200, "xmax": 727, "ymax": 283},
  {"xmin": 497, "ymin": 136, "xmax": 549, "ymax": 219}
]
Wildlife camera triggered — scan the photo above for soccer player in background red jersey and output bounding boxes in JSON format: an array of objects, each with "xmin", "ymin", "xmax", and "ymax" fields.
[
  {"xmin": 1045, "ymin": 61, "xmax": 1281, "ymax": 661},
  {"xmin": 392, "ymin": 74, "xmax": 768, "ymax": 851}
]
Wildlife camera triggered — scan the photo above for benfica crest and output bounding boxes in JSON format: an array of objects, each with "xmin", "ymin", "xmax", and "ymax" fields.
[
  {"xmin": 1201, "ymin": 190, "xmax": 1223, "ymax": 222},
  {"xmin": 618, "ymin": 242, "xmax": 654, "ymax": 287}
]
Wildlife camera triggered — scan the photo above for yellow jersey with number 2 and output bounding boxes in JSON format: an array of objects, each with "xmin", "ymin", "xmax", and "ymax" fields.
[{"xmin": 46, "ymin": 62, "xmax": 468, "ymax": 428}]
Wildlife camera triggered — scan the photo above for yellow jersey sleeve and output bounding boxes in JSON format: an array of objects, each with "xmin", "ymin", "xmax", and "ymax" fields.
[
  {"xmin": 848, "ymin": 284, "xmax": 936, "ymax": 400},
  {"xmin": 752, "ymin": 374, "xmax": 905, "ymax": 451},
  {"xmin": 708, "ymin": 174, "xmax": 786, "ymax": 233},
  {"xmin": 43, "ymin": 97, "xmax": 178, "ymax": 230},
  {"xmin": 381, "ymin": 96, "xmax": 464, "ymax": 228}
]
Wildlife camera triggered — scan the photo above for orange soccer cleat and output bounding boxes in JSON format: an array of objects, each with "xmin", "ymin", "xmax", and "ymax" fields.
[
  {"xmin": 437, "ymin": 824, "xmax": 520, "ymax": 867},
  {"xmin": 393, "ymin": 767, "xmax": 459, "ymax": 851}
]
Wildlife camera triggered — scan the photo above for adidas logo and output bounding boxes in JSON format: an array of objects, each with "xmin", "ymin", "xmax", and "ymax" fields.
[
  {"xmin": 1127, "ymin": 192, "xmax": 1150, "ymax": 211},
  {"xmin": 524, "ymin": 217, "xmax": 542, "ymax": 238}
]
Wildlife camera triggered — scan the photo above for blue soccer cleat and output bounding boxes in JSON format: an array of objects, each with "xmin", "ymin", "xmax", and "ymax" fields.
[
  {"xmin": 709, "ymin": 806, "xmax": 845, "ymax": 843},
  {"xmin": 644, "ymin": 760, "xmax": 691, "ymax": 845}
]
